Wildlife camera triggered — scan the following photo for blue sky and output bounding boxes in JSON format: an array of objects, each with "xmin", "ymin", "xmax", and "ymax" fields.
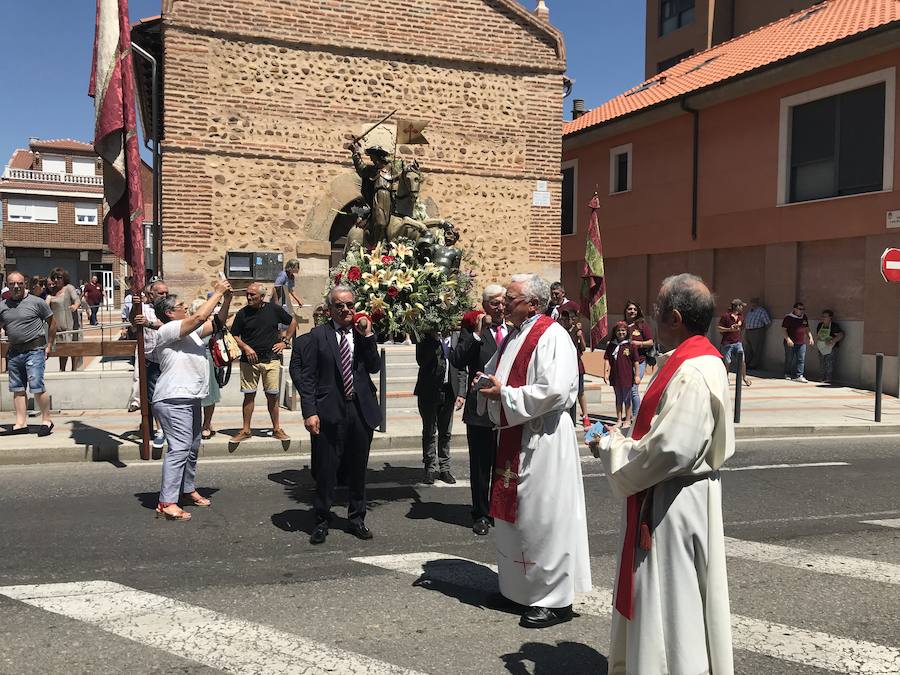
[{"xmin": 0, "ymin": 0, "xmax": 645, "ymax": 167}]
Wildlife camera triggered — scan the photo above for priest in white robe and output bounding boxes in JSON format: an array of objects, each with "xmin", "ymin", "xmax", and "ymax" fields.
[
  {"xmin": 592, "ymin": 273, "xmax": 735, "ymax": 675},
  {"xmin": 477, "ymin": 273, "xmax": 591, "ymax": 629}
]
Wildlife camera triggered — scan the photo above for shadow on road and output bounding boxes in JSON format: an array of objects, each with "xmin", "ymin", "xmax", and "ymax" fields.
[
  {"xmin": 68, "ymin": 420, "xmax": 128, "ymax": 466},
  {"xmin": 501, "ymin": 641, "xmax": 608, "ymax": 675},
  {"xmin": 405, "ymin": 497, "xmax": 471, "ymax": 528}
]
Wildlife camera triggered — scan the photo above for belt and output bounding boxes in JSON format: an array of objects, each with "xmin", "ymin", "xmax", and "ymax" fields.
[{"xmin": 9, "ymin": 336, "xmax": 47, "ymax": 354}]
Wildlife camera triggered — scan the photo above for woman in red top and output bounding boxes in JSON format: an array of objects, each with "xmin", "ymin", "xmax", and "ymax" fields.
[{"xmin": 604, "ymin": 321, "xmax": 641, "ymax": 427}]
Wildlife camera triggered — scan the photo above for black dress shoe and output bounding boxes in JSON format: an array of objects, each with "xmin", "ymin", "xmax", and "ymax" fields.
[
  {"xmin": 473, "ymin": 518, "xmax": 490, "ymax": 536},
  {"xmin": 423, "ymin": 470, "xmax": 436, "ymax": 485},
  {"xmin": 309, "ymin": 523, "xmax": 328, "ymax": 545},
  {"xmin": 347, "ymin": 523, "xmax": 373, "ymax": 540},
  {"xmin": 438, "ymin": 470, "xmax": 456, "ymax": 484},
  {"xmin": 519, "ymin": 605, "xmax": 574, "ymax": 629}
]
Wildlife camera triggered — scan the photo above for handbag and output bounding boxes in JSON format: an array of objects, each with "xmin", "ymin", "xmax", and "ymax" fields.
[{"xmin": 209, "ymin": 315, "xmax": 241, "ymax": 386}]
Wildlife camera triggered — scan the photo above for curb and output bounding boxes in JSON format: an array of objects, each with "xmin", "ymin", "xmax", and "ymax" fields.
[{"xmin": 1, "ymin": 424, "xmax": 899, "ymax": 466}]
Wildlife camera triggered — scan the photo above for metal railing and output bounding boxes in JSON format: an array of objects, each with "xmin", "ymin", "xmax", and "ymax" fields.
[{"xmin": 2, "ymin": 167, "xmax": 103, "ymax": 186}]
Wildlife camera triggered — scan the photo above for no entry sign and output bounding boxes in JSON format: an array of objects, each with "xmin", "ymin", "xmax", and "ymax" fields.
[{"xmin": 882, "ymin": 248, "xmax": 900, "ymax": 283}]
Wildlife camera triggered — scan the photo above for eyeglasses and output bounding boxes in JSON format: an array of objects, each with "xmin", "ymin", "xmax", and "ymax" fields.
[
  {"xmin": 331, "ymin": 302, "xmax": 354, "ymax": 310},
  {"xmin": 504, "ymin": 294, "xmax": 524, "ymax": 305}
]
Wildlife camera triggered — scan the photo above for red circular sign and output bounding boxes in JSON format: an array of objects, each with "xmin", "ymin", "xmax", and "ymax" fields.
[{"xmin": 882, "ymin": 248, "xmax": 900, "ymax": 283}]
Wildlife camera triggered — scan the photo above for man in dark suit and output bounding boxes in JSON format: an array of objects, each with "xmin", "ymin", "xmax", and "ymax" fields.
[
  {"xmin": 449, "ymin": 283, "xmax": 508, "ymax": 535},
  {"xmin": 295, "ymin": 286, "xmax": 381, "ymax": 545},
  {"xmin": 415, "ymin": 330, "xmax": 467, "ymax": 484}
]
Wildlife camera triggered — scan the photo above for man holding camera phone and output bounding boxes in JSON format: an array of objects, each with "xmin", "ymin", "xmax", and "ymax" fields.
[{"xmin": 297, "ymin": 285, "xmax": 381, "ymax": 545}]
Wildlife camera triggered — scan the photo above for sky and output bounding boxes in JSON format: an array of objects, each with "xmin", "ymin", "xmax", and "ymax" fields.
[{"xmin": 0, "ymin": 0, "xmax": 645, "ymax": 168}]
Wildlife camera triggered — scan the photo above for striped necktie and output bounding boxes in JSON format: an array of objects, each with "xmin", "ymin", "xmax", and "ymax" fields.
[{"xmin": 339, "ymin": 329, "xmax": 354, "ymax": 398}]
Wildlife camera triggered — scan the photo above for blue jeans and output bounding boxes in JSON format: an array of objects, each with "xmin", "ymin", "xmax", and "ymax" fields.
[
  {"xmin": 784, "ymin": 342, "xmax": 807, "ymax": 378},
  {"xmin": 631, "ymin": 361, "xmax": 646, "ymax": 415},
  {"xmin": 7, "ymin": 348, "xmax": 47, "ymax": 393}
]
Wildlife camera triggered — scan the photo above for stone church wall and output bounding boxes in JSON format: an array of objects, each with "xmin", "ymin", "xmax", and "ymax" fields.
[{"xmin": 159, "ymin": 0, "xmax": 565, "ymax": 312}]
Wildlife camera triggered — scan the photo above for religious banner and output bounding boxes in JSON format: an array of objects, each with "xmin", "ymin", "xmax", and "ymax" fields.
[
  {"xmin": 580, "ymin": 192, "xmax": 608, "ymax": 347},
  {"xmin": 89, "ymin": 0, "xmax": 146, "ymax": 288},
  {"xmin": 395, "ymin": 119, "xmax": 430, "ymax": 145}
]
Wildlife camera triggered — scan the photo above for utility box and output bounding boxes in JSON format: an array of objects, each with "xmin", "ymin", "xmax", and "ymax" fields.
[{"xmin": 224, "ymin": 251, "xmax": 284, "ymax": 281}]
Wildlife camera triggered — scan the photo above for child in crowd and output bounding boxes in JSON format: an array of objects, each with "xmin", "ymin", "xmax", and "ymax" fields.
[{"xmin": 604, "ymin": 320, "xmax": 641, "ymax": 426}]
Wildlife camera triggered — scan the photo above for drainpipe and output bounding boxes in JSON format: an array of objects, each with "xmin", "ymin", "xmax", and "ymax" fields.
[
  {"xmin": 131, "ymin": 41, "xmax": 162, "ymax": 278},
  {"xmin": 681, "ymin": 98, "xmax": 700, "ymax": 241}
]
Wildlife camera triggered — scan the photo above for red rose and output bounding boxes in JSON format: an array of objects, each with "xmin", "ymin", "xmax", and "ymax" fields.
[
  {"xmin": 334, "ymin": 272, "xmax": 343, "ymax": 283},
  {"xmin": 387, "ymin": 286, "xmax": 399, "ymax": 298},
  {"xmin": 381, "ymin": 255, "xmax": 395, "ymax": 265},
  {"xmin": 347, "ymin": 266, "xmax": 362, "ymax": 281},
  {"xmin": 372, "ymin": 308, "xmax": 384, "ymax": 321}
]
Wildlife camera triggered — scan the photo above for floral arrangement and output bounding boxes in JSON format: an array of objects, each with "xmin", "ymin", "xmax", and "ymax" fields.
[{"xmin": 325, "ymin": 238, "xmax": 475, "ymax": 338}]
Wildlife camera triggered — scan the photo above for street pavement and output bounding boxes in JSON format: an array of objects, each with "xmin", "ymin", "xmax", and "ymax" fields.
[{"xmin": 0, "ymin": 434, "xmax": 898, "ymax": 674}]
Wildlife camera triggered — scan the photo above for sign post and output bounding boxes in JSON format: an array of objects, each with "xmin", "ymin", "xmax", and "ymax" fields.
[{"xmin": 881, "ymin": 248, "xmax": 900, "ymax": 283}]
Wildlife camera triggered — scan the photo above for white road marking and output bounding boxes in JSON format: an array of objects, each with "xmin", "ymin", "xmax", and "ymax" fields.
[
  {"xmin": 0, "ymin": 581, "xmax": 425, "ymax": 675},
  {"xmin": 861, "ymin": 518, "xmax": 900, "ymax": 529},
  {"xmin": 581, "ymin": 461, "xmax": 850, "ymax": 479},
  {"xmin": 353, "ymin": 552, "xmax": 900, "ymax": 674},
  {"xmin": 727, "ymin": 510, "xmax": 900, "ymax": 527},
  {"xmin": 738, "ymin": 433, "xmax": 900, "ymax": 442},
  {"xmin": 724, "ymin": 537, "xmax": 900, "ymax": 585}
]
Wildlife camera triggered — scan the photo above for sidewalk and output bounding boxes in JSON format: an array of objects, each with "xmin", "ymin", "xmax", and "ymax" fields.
[{"xmin": 0, "ymin": 373, "xmax": 897, "ymax": 466}]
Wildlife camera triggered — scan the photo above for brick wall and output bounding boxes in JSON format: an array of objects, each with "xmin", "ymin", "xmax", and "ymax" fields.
[
  {"xmin": 2, "ymin": 197, "xmax": 102, "ymax": 247},
  {"xmin": 159, "ymin": 0, "xmax": 565, "ymax": 299}
]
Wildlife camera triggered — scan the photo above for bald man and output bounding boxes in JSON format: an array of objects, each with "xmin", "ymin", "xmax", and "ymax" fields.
[
  {"xmin": 230, "ymin": 282, "xmax": 297, "ymax": 442},
  {"xmin": 591, "ymin": 273, "xmax": 735, "ymax": 674}
]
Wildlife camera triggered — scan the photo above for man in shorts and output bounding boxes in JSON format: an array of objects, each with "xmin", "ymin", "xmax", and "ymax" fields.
[
  {"xmin": 0, "ymin": 272, "xmax": 56, "ymax": 436},
  {"xmin": 230, "ymin": 282, "xmax": 297, "ymax": 442}
]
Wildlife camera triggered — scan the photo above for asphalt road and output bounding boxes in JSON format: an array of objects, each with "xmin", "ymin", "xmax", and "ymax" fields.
[{"xmin": 0, "ymin": 434, "xmax": 898, "ymax": 674}]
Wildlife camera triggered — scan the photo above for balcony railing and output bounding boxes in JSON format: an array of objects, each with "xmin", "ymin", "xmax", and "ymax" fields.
[{"xmin": 1, "ymin": 167, "xmax": 103, "ymax": 186}]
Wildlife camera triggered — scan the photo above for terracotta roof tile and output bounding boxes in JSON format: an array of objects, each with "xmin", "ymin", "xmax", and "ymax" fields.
[
  {"xmin": 28, "ymin": 138, "xmax": 95, "ymax": 153},
  {"xmin": 564, "ymin": 0, "xmax": 900, "ymax": 136},
  {"xmin": 8, "ymin": 149, "xmax": 33, "ymax": 169}
]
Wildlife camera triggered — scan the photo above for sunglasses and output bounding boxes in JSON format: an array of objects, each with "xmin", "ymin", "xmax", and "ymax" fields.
[{"xmin": 331, "ymin": 302, "xmax": 354, "ymax": 310}]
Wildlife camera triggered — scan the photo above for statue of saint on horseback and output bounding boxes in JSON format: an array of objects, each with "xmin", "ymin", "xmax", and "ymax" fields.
[{"xmin": 343, "ymin": 112, "xmax": 460, "ymax": 269}]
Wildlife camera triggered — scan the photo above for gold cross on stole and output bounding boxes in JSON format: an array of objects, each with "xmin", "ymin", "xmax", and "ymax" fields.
[{"xmin": 496, "ymin": 461, "xmax": 518, "ymax": 489}]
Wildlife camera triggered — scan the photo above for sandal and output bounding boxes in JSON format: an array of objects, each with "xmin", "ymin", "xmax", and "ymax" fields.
[
  {"xmin": 155, "ymin": 504, "xmax": 191, "ymax": 521},
  {"xmin": 183, "ymin": 491, "xmax": 211, "ymax": 507}
]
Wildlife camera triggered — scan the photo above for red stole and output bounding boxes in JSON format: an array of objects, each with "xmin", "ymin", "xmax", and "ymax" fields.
[
  {"xmin": 489, "ymin": 314, "xmax": 556, "ymax": 524},
  {"xmin": 615, "ymin": 335, "xmax": 722, "ymax": 620}
]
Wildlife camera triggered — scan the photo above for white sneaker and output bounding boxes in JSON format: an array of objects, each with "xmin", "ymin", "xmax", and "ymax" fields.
[
  {"xmin": 792, "ymin": 376, "xmax": 808, "ymax": 383},
  {"xmin": 152, "ymin": 431, "xmax": 166, "ymax": 449},
  {"xmin": 784, "ymin": 375, "xmax": 792, "ymax": 380}
]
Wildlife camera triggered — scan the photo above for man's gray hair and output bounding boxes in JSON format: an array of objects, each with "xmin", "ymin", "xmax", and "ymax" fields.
[
  {"xmin": 511, "ymin": 273, "xmax": 550, "ymax": 312},
  {"xmin": 482, "ymin": 283, "xmax": 504, "ymax": 303},
  {"xmin": 657, "ymin": 273, "xmax": 715, "ymax": 336},
  {"xmin": 327, "ymin": 284, "xmax": 356, "ymax": 304},
  {"xmin": 153, "ymin": 294, "xmax": 180, "ymax": 323}
]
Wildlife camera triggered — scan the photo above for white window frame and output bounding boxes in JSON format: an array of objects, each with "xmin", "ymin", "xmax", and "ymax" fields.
[
  {"xmin": 71, "ymin": 157, "xmax": 96, "ymax": 176},
  {"xmin": 777, "ymin": 66, "xmax": 895, "ymax": 206},
  {"xmin": 75, "ymin": 202, "xmax": 98, "ymax": 225},
  {"xmin": 561, "ymin": 159, "xmax": 578, "ymax": 237},
  {"xmin": 609, "ymin": 143, "xmax": 633, "ymax": 195},
  {"xmin": 41, "ymin": 155, "xmax": 66, "ymax": 174},
  {"xmin": 6, "ymin": 198, "xmax": 58, "ymax": 223}
]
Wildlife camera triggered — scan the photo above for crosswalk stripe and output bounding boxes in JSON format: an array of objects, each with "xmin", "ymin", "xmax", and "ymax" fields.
[
  {"xmin": 0, "ymin": 581, "xmax": 425, "ymax": 675},
  {"xmin": 724, "ymin": 537, "xmax": 900, "ymax": 585},
  {"xmin": 352, "ymin": 552, "xmax": 900, "ymax": 674},
  {"xmin": 861, "ymin": 518, "xmax": 900, "ymax": 529}
]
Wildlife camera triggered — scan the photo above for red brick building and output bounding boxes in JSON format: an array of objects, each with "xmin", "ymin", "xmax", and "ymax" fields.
[
  {"xmin": 131, "ymin": 0, "xmax": 566, "ymax": 314},
  {"xmin": 1, "ymin": 139, "xmax": 155, "ymax": 305},
  {"xmin": 562, "ymin": 0, "xmax": 900, "ymax": 394}
]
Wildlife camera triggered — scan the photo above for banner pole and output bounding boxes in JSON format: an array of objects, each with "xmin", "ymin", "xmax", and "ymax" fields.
[{"xmin": 131, "ymin": 289, "xmax": 151, "ymax": 461}]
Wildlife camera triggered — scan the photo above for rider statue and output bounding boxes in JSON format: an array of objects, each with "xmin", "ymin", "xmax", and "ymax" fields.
[{"xmin": 350, "ymin": 141, "xmax": 395, "ymax": 243}]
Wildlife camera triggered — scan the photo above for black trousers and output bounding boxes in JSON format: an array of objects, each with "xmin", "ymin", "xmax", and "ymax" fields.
[
  {"xmin": 311, "ymin": 399, "xmax": 373, "ymax": 527},
  {"xmin": 417, "ymin": 384, "xmax": 454, "ymax": 472},
  {"xmin": 466, "ymin": 424, "xmax": 496, "ymax": 522}
]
